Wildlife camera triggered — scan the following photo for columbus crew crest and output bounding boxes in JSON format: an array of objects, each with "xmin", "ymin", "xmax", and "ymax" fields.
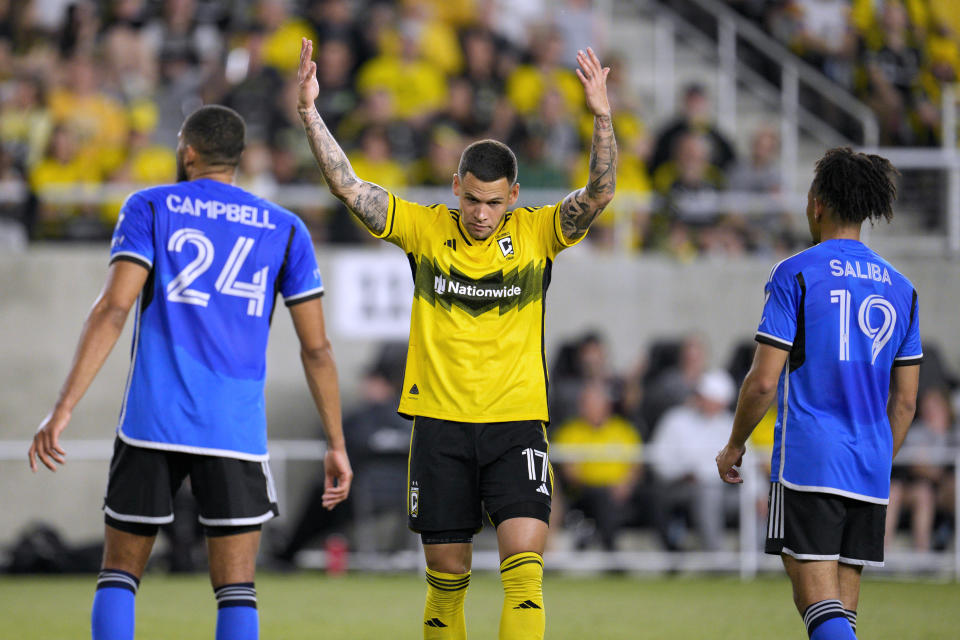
[
  {"xmin": 497, "ymin": 234, "xmax": 514, "ymax": 258},
  {"xmin": 410, "ymin": 483, "xmax": 420, "ymax": 517}
]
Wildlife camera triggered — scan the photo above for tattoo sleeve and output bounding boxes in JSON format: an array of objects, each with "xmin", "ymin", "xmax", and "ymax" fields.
[
  {"xmin": 299, "ymin": 107, "xmax": 389, "ymax": 235},
  {"xmin": 560, "ymin": 114, "xmax": 617, "ymax": 242}
]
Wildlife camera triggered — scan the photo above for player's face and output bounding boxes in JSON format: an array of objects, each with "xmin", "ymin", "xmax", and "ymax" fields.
[
  {"xmin": 806, "ymin": 188, "xmax": 821, "ymax": 244},
  {"xmin": 452, "ymin": 172, "xmax": 519, "ymax": 241}
]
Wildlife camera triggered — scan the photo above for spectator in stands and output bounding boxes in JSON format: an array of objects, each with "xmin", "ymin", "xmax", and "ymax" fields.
[
  {"xmin": 652, "ymin": 132, "xmax": 727, "ymax": 251},
  {"xmin": 777, "ymin": 0, "xmax": 857, "ymax": 88},
  {"xmin": 505, "ymin": 24, "xmax": 582, "ymax": 118},
  {"xmin": 305, "ymin": 0, "xmax": 366, "ymax": 70},
  {"xmin": 101, "ymin": 0, "xmax": 156, "ymax": 100},
  {"xmin": 47, "ymin": 56, "xmax": 128, "ymax": 177},
  {"xmin": 307, "ymin": 36, "xmax": 357, "ymax": 135},
  {"xmin": 142, "ymin": 0, "xmax": 223, "ymax": 76},
  {"xmin": 223, "ymin": 27, "xmax": 285, "ymax": 144},
  {"xmin": 347, "ymin": 125, "xmax": 407, "ymax": 193},
  {"xmin": 549, "ymin": 331, "xmax": 620, "ymax": 427},
  {"xmin": 430, "ymin": 76, "xmax": 483, "ymax": 138},
  {"xmin": 861, "ymin": 1, "xmax": 938, "ymax": 145},
  {"xmin": 650, "ymin": 369, "xmax": 737, "ymax": 551},
  {"xmin": 256, "ymin": 0, "xmax": 318, "ymax": 74},
  {"xmin": 727, "ymin": 125, "xmax": 781, "ymax": 194},
  {"xmin": 0, "ymin": 74, "xmax": 52, "ymax": 168},
  {"xmin": 643, "ymin": 332, "xmax": 709, "ymax": 437},
  {"xmin": 355, "ymin": 22, "xmax": 447, "ymax": 126},
  {"xmin": 552, "ymin": 381, "xmax": 643, "ymax": 551},
  {"xmin": 410, "ymin": 125, "xmax": 464, "ymax": 186},
  {"xmin": 28, "ymin": 124, "xmax": 102, "ymax": 239},
  {"xmin": 459, "ymin": 26, "xmax": 506, "ymax": 133},
  {"xmin": 650, "ymin": 83, "xmax": 736, "ymax": 174},
  {"xmin": 516, "ymin": 124, "xmax": 570, "ymax": 189},
  {"xmin": 886, "ymin": 387, "xmax": 957, "ymax": 551}
]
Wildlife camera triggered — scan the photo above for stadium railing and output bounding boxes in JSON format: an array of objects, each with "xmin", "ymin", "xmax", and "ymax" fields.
[{"xmin": 2, "ymin": 439, "xmax": 957, "ymax": 579}]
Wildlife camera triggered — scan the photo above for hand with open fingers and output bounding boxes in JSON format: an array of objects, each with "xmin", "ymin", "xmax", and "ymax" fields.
[
  {"xmin": 716, "ymin": 443, "xmax": 745, "ymax": 484},
  {"xmin": 28, "ymin": 409, "xmax": 70, "ymax": 473},
  {"xmin": 297, "ymin": 37, "xmax": 320, "ymax": 111},
  {"xmin": 321, "ymin": 448, "xmax": 353, "ymax": 510},
  {"xmin": 575, "ymin": 47, "xmax": 611, "ymax": 118}
]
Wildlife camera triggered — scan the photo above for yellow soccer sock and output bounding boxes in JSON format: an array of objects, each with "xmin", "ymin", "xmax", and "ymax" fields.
[
  {"xmin": 498, "ymin": 552, "xmax": 545, "ymax": 640},
  {"xmin": 423, "ymin": 568, "xmax": 470, "ymax": 639}
]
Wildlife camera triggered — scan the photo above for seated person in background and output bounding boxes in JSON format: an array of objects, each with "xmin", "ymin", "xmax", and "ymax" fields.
[
  {"xmin": 885, "ymin": 386, "xmax": 957, "ymax": 551},
  {"xmin": 650, "ymin": 370, "xmax": 737, "ymax": 551},
  {"xmin": 551, "ymin": 382, "xmax": 642, "ymax": 551},
  {"xmin": 276, "ymin": 343, "xmax": 412, "ymax": 562}
]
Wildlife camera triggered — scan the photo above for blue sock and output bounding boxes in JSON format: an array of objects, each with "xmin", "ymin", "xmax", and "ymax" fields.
[
  {"xmin": 215, "ymin": 582, "xmax": 258, "ymax": 640},
  {"xmin": 91, "ymin": 569, "xmax": 139, "ymax": 640},
  {"xmin": 804, "ymin": 599, "xmax": 856, "ymax": 639}
]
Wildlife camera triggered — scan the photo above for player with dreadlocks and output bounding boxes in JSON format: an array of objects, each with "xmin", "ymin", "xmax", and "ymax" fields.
[{"xmin": 716, "ymin": 147, "xmax": 922, "ymax": 640}]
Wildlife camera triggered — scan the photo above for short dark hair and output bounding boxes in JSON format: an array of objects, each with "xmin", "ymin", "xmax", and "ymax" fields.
[
  {"xmin": 811, "ymin": 147, "xmax": 899, "ymax": 225},
  {"xmin": 458, "ymin": 139, "xmax": 517, "ymax": 184},
  {"xmin": 180, "ymin": 105, "xmax": 246, "ymax": 167}
]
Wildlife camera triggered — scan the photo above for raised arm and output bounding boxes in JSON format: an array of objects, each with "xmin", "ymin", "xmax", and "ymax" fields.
[
  {"xmin": 559, "ymin": 47, "xmax": 618, "ymax": 243},
  {"xmin": 296, "ymin": 38, "xmax": 389, "ymax": 235}
]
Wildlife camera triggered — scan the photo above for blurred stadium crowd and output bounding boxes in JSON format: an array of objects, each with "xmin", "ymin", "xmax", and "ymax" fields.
[
  {"xmin": 1, "ymin": 0, "xmax": 952, "ymax": 257},
  {"xmin": 729, "ymin": 0, "xmax": 959, "ymax": 147}
]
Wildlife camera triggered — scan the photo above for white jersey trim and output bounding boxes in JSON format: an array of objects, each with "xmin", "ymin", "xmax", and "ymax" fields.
[
  {"xmin": 284, "ymin": 285, "xmax": 325, "ymax": 302},
  {"xmin": 103, "ymin": 505, "xmax": 174, "ymax": 524},
  {"xmin": 117, "ymin": 429, "xmax": 270, "ymax": 462},
  {"xmin": 894, "ymin": 353, "xmax": 923, "ymax": 361},
  {"xmin": 756, "ymin": 331, "xmax": 793, "ymax": 348},
  {"xmin": 779, "ymin": 477, "xmax": 889, "ymax": 505},
  {"xmin": 198, "ymin": 510, "xmax": 276, "ymax": 526},
  {"xmin": 839, "ymin": 555, "xmax": 885, "ymax": 568},
  {"xmin": 781, "ymin": 547, "xmax": 838, "ymax": 561}
]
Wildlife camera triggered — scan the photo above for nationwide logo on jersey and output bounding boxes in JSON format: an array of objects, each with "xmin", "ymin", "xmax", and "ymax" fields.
[
  {"xmin": 413, "ymin": 257, "xmax": 546, "ymax": 317},
  {"xmin": 497, "ymin": 233, "xmax": 515, "ymax": 258}
]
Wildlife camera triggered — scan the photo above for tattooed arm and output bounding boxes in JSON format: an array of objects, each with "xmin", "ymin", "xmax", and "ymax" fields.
[
  {"xmin": 297, "ymin": 38, "xmax": 389, "ymax": 235},
  {"xmin": 559, "ymin": 48, "xmax": 617, "ymax": 243}
]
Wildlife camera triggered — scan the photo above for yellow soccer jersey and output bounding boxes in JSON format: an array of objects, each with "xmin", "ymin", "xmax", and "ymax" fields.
[{"xmin": 372, "ymin": 193, "xmax": 585, "ymax": 422}]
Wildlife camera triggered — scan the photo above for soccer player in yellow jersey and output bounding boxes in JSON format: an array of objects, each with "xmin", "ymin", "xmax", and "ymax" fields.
[{"xmin": 297, "ymin": 37, "xmax": 617, "ymax": 640}]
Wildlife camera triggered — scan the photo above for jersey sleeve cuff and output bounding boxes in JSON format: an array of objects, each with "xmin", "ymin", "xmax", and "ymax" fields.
[
  {"xmin": 284, "ymin": 287, "xmax": 325, "ymax": 306},
  {"xmin": 552, "ymin": 201, "xmax": 588, "ymax": 249},
  {"xmin": 755, "ymin": 331, "xmax": 793, "ymax": 351},
  {"xmin": 110, "ymin": 252, "xmax": 153, "ymax": 270},
  {"xmin": 368, "ymin": 192, "xmax": 396, "ymax": 240},
  {"xmin": 893, "ymin": 354, "xmax": 923, "ymax": 367}
]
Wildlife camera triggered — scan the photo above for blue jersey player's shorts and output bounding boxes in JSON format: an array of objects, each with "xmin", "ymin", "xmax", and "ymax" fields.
[
  {"xmin": 407, "ymin": 418, "xmax": 553, "ymax": 544},
  {"xmin": 764, "ymin": 482, "xmax": 886, "ymax": 566},
  {"xmin": 103, "ymin": 438, "xmax": 279, "ymax": 536}
]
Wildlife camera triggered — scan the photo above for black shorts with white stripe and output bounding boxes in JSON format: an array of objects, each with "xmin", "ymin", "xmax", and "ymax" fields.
[
  {"xmin": 103, "ymin": 437, "xmax": 279, "ymax": 536},
  {"xmin": 764, "ymin": 481, "xmax": 886, "ymax": 566}
]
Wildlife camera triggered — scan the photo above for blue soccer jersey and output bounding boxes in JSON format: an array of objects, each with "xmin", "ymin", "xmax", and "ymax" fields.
[
  {"xmin": 109, "ymin": 178, "xmax": 324, "ymax": 460},
  {"xmin": 756, "ymin": 239, "xmax": 922, "ymax": 503}
]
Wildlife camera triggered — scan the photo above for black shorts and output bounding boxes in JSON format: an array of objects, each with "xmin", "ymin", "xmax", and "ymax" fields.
[
  {"xmin": 407, "ymin": 417, "xmax": 553, "ymax": 542},
  {"xmin": 764, "ymin": 482, "xmax": 886, "ymax": 566},
  {"xmin": 103, "ymin": 438, "xmax": 279, "ymax": 532}
]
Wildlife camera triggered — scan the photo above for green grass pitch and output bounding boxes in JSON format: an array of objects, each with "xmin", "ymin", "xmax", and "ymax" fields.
[{"xmin": 1, "ymin": 572, "xmax": 957, "ymax": 639}]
